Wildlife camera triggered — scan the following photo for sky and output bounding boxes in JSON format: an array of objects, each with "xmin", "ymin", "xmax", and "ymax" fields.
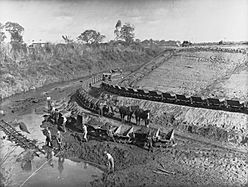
[{"xmin": 0, "ymin": 0, "xmax": 247, "ymax": 43}]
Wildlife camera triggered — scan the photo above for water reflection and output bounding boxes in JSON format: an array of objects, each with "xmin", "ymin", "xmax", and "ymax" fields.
[
  {"xmin": 58, "ymin": 155, "xmax": 65, "ymax": 178},
  {"xmin": 19, "ymin": 149, "xmax": 35, "ymax": 172},
  {"xmin": 23, "ymin": 157, "xmax": 103, "ymax": 187},
  {"xmin": 21, "ymin": 160, "xmax": 32, "ymax": 172}
]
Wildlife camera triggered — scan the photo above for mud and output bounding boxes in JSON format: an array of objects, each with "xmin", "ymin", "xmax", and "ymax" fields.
[
  {"xmin": 1, "ymin": 47, "xmax": 248, "ymax": 187},
  {"xmin": 115, "ymin": 96, "xmax": 248, "ymax": 150}
]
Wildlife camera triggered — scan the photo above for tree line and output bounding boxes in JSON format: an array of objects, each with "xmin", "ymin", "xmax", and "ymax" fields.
[{"xmin": 0, "ymin": 20, "xmax": 136, "ymax": 46}]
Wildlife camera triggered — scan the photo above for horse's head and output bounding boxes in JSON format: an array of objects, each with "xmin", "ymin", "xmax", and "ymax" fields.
[{"xmin": 130, "ymin": 105, "xmax": 139, "ymax": 112}]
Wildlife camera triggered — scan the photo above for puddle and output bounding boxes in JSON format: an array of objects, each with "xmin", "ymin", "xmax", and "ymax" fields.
[
  {"xmin": 1, "ymin": 108, "xmax": 103, "ymax": 187},
  {"xmin": 18, "ymin": 157, "xmax": 103, "ymax": 187}
]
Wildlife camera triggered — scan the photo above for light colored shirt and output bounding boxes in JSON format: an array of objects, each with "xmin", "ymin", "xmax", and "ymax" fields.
[
  {"xmin": 106, "ymin": 153, "xmax": 113, "ymax": 161},
  {"xmin": 82, "ymin": 124, "xmax": 87, "ymax": 133},
  {"xmin": 47, "ymin": 129, "xmax": 52, "ymax": 139}
]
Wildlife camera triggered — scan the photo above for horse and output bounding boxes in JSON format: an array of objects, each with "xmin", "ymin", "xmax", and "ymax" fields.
[
  {"xmin": 134, "ymin": 109, "xmax": 150, "ymax": 126},
  {"xmin": 118, "ymin": 105, "xmax": 139, "ymax": 123}
]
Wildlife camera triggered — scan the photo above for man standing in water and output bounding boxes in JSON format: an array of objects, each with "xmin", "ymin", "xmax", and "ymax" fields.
[
  {"xmin": 104, "ymin": 151, "xmax": 114, "ymax": 173},
  {"xmin": 44, "ymin": 127, "xmax": 52, "ymax": 147},
  {"xmin": 56, "ymin": 130, "xmax": 62, "ymax": 150}
]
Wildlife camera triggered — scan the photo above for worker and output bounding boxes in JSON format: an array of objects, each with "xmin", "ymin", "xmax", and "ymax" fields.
[
  {"xmin": 169, "ymin": 129, "xmax": 176, "ymax": 146},
  {"xmin": 49, "ymin": 101, "xmax": 56, "ymax": 115},
  {"xmin": 107, "ymin": 126, "xmax": 115, "ymax": 142},
  {"xmin": 147, "ymin": 130, "xmax": 153, "ymax": 152},
  {"xmin": 52, "ymin": 109, "xmax": 64, "ymax": 130},
  {"xmin": 82, "ymin": 123, "xmax": 88, "ymax": 142},
  {"xmin": 56, "ymin": 130, "xmax": 62, "ymax": 150},
  {"xmin": 103, "ymin": 151, "xmax": 114, "ymax": 173},
  {"xmin": 46, "ymin": 146, "xmax": 54, "ymax": 167},
  {"xmin": 44, "ymin": 127, "xmax": 52, "ymax": 147},
  {"xmin": 46, "ymin": 96, "xmax": 52, "ymax": 112},
  {"xmin": 0, "ymin": 110, "xmax": 5, "ymax": 116}
]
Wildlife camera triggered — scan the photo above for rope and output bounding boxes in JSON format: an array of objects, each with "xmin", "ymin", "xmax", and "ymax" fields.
[
  {"xmin": 19, "ymin": 150, "xmax": 62, "ymax": 187},
  {"xmin": 0, "ymin": 146, "xmax": 18, "ymax": 166}
]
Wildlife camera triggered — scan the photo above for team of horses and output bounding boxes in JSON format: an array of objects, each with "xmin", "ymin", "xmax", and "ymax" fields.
[
  {"xmin": 77, "ymin": 89, "xmax": 150, "ymax": 126},
  {"xmin": 100, "ymin": 103, "xmax": 150, "ymax": 126}
]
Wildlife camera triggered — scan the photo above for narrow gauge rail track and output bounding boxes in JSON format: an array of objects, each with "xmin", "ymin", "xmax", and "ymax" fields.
[
  {"xmin": 72, "ymin": 86, "xmax": 248, "ymax": 154},
  {"xmin": 101, "ymin": 82, "xmax": 248, "ymax": 115},
  {"xmin": 0, "ymin": 120, "xmax": 45, "ymax": 155}
]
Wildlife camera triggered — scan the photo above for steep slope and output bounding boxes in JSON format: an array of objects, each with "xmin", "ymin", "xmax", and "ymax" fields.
[{"xmin": 0, "ymin": 43, "xmax": 161, "ymax": 98}]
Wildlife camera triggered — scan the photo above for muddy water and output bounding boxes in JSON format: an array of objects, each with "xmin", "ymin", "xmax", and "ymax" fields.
[
  {"xmin": 14, "ymin": 157, "xmax": 103, "ymax": 187},
  {"xmin": 0, "ymin": 103, "xmax": 103, "ymax": 187}
]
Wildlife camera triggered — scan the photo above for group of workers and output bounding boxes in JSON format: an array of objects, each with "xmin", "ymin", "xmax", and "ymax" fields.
[{"xmin": 45, "ymin": 96, "xmax": 115, "ymax": 173}]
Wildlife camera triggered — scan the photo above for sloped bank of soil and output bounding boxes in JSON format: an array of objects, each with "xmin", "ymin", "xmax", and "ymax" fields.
[
  {"xmin": 134, "ymin": 49, "xmax": 247, "ymax": 97},
  {"xmin": 116, "ymin": 96, "xmax": 248, "ymax": 149},
  {"xmin": 0, "ymin": 43, "xmax": 161, "ymax": 99},
  {"xmin": 51, "ymin": 116, "xmax": 248, "ymax": 187}
]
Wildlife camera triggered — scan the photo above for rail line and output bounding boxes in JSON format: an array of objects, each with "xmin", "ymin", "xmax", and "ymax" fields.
[
  {"xmin": 0, "ymin": 120, "xmax": 45, "ymax": 155},
  {"xmin": 71, "ymin": 89, "xmax": 248, "ymax": 155}
]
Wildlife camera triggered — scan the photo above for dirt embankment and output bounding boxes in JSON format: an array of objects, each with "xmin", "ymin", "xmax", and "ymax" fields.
[
  {"xmin": 0, "ymin": 43, "xmax": 161, "ymax": 99},
  {"xmin": 116, "ymin": 96, "xmax": 248, "ymax": 148},
  {"xmin": 135, "ymin": 50, "xmax": 247, "ymax": 98},
  {"xmin": 118, "ymin": 49, "xmax": 176, "ymax": 88}
]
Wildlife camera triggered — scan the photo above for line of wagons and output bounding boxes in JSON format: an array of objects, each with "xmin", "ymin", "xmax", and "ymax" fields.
[
  {"xmin": 76, "ymin": 88, "xmax": 111, "ymax": 115},
  {"xmin": 68, "ymin": 103, "xmax": 176, "ymax": 150},
  {"xmin": 101, "ymin": 82, "xmax": 248, "ymax": 113}
]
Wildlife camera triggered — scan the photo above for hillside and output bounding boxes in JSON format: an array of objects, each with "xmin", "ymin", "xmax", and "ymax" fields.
[
  {"xmin": 0, "ymin": 43, "xmax": 161, "ymax": 98},
  {"xmin": 132, "ymin": 47, "xmax": 247, "ymax": 100}
]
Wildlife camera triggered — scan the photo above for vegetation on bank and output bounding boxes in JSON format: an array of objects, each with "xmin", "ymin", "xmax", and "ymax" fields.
[{"xmin": 0, "ymin": 21, "xmax": 164, "ymax": 99}]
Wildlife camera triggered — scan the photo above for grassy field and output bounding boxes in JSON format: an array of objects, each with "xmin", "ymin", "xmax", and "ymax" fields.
[{"xmin": 136, "ymin": 50, "xmax": 247, "ymax": 99}]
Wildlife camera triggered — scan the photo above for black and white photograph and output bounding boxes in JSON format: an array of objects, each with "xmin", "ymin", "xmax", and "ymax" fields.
[{"xmin": 0, "ymin": 0, "xmax": 248, "ymax": 186}]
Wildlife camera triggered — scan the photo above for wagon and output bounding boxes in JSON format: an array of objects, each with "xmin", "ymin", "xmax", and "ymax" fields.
[
  {"xmin": 162, "ymin": 92, "xmax": 176, "ymax": 103},
  {"xmin": 191, "ymin": 96, "xmax": 208, "ymax": 107},
  {"xmin": 225, "ymin": 100, "xmax": 245, "ymax": 112},
  {"xmin": 149, "ymin": 91, "xmax": 162, "ymax": 101},
  {"xmin": 175, "ymin": 94, "xmax": 191, "ymax": 105},
  {"xmin": 207, "ymin": 98, "xmax": 225, "ymax": 109}
]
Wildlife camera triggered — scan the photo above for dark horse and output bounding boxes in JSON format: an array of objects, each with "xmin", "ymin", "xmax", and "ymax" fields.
[
  {"xmin": 134, "ymin": 109, "xmax": 150, "ymax": 126},
  {"xmin": 97, "ymin": 100, "xmax": 115, "ymax": 116},
  {"xmin": 118, "ymin": 105, "xmax": 139, "ymax": 123}
]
